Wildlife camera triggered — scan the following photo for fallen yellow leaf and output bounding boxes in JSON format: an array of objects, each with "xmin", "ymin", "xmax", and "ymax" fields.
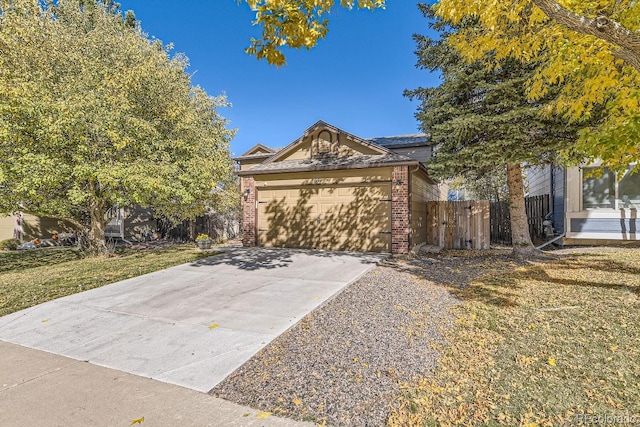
[
  {"xmin": 610, "ymin": 346, "xmax": 618, "ymax": 352},
  {"xmin": 292, "ymin": 398, "xmax": 302, "ymax": 406},
  {"xmin": 209, "ymin": 323, "xmax": 220, "ymax": 329},
  {"xmin": 130, "ymin": 416, "xmax": 144, "ymax": 425},
  {"xmin": 41, "ymin": 319, "xmax": 49, "ymax": 323},
  {"xmin": 256, "ymin": 412, "xmax": 272, "ymax": 419},
  {"xmin": 548, "ymin": 356, "xmax": 556, "ymax": 366}
]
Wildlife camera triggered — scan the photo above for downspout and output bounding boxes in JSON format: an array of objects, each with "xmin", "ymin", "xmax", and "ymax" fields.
[
  {"xmin": 563, "ymin": 166, "xmax": 568, "ymax": 239},
  {"xmin": 549, "ymin": 163, "xmax": 554, "ymax": 226},
  {"xmin": 536, "ymin": 167, "xmax": 568, "ymax": 249},
  {"xmin": 536, "ymin": 233, "xmax": 565, "ymax": 250}
]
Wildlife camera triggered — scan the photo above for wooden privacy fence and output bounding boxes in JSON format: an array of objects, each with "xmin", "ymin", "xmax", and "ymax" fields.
[
  {"xmin": 427, "ymin": 200, "xmax": 490, "ymax": 249},
  {"xmin": 490, "ymin": 194, "xmax": 550, "ymax": 245},
  {"xmin": 157, "ymin": 212, "xmax": 240, "ymax": 242},
  {"xmin": 490, "ymin": 201, "xmax": 511, "ymax": 245}
]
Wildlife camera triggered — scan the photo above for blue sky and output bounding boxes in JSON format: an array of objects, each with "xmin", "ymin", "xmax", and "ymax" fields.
[{"xmin": 118, "ymin": 1, "xmax": 440, "ymax": 157}]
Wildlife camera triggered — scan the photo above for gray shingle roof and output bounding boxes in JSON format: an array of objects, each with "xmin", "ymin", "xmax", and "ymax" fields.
[
  {"xmin": 234, "ymin": 152, "xmax": 273, "ymax": 160},
  {"xmin": 240, "ymin": 152, "xmax": 415, "ymax": 174},
  {"xmin": 368, "ymin": 134, "xmax": 429, "ymax": 148}
]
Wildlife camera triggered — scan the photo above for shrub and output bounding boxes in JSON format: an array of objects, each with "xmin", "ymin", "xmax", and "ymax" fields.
[{"xmin": 0, "ymin": 238, "xmax": 21, "ymax": 251}]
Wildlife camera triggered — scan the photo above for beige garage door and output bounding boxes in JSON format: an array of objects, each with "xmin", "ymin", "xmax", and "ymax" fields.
[{"xmin": 257, "ymin": 183, "xmax": 391, "ymax": 252}]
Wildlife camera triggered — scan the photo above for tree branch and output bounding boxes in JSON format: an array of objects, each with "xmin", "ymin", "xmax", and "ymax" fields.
[
  {"xmin": 531, "ymin": 0, "xmax": 640, "ymax": 72},
  {"xmin": 614, "ymin": 46, "xmax": 640, "ymax": 71}
]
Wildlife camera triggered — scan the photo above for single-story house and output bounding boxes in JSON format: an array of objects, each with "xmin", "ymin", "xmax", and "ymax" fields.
[
  {"xmin": 104, "ymin": 205, "xmax": 158, "ymax": 242},
  {"xmin": 0, "ymin": 214, "xmax": 75, "ymax": 242},
  {"xmin": 527, "ymin": 163, "xmax": 639, "ymax": 244},
  {"xmin": 235, "ymin": 121, "xmax": 446, "ymax": 254},
  {"xmin": 0, "ymin": 206, "xmax": 157, "ymax": 243}
]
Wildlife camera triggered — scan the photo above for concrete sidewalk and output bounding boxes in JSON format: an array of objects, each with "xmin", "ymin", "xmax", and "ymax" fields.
[{"xmin": 0, "ymin": 340, "xmax": 311, "ymax": 427}]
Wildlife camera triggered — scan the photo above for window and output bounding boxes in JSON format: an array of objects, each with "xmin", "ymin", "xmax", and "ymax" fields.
[
  {"xmin": 314, "ymin": 130, "xmax": 333, "ymax": 158},
  {"xmin": 582, "ymin": 166, "xmax": 640, "ymax": 210},
  {"xmin": 618, "ymin": 169, "xmax": 640, "ymax": 208}
]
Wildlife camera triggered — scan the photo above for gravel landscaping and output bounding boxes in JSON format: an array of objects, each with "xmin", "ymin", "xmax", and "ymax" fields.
[{"xmin": 211, "ymin": 250, "xmax": 519, "ymax": 426}]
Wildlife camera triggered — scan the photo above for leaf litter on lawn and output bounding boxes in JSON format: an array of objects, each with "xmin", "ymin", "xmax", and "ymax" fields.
[{"xmin": 388, "ymin": 248, "xmax": 640, "ymax": 426}]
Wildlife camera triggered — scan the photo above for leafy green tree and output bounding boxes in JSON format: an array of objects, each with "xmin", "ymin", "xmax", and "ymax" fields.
[
  {"xmin": 448, "ymin": 172, "xmax": 509, "ymax": 203},
  {"xmin": 0, "ymin": 0, "xmax": 235, "ymax": 253},
  {"xmin": 406, "ymin": 5, "xmax": 581, "ymax": 255}
]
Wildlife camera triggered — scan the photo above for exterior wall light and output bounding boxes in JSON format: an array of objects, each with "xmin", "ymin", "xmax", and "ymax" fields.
[{"xmin": 243, "ymin": 188, "xmax": 250, "ymax": 200}]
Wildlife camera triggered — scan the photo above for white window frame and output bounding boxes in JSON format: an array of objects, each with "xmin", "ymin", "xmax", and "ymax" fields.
[{"xmin": 580, "ymin": 164, "xmax": 639, "ymax": 211}]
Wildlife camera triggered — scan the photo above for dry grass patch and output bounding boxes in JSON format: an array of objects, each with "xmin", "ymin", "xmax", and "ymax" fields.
[
  {"xmin": 0, "ymin": 245, "xmax": 217, "ymax": 316},
  {"xmin": 389, "ymin": 249, "xmax": 640, "ymax": 426}
]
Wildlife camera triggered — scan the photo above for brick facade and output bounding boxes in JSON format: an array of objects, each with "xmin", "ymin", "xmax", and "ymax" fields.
[
  {"xmin": 241, "ymin": 176, "xmax": 256, "ymax": 247},
  {"xmin": 391, "ymin": 166, "xmax": 410, "ymax": 255}
]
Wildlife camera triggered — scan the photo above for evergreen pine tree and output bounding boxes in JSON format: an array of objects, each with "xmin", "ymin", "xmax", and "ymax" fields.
[{"xmin": 407, "ymin": 4, "xmax": 581, "ymax": 255}]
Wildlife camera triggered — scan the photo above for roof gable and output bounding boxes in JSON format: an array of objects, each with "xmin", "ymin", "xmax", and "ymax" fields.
[
  {"xmin": 240, "ymin": 143, "xmax": 274, "ymax": 157},
  {"xmin": 264, "ymin": 120, "xmax": 390, "ymax": 164}
]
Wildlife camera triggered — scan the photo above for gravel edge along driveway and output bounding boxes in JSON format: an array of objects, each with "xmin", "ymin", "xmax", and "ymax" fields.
[{"xmin": 211, "ymin": 256, "xmax": 469, "ymax": 426}]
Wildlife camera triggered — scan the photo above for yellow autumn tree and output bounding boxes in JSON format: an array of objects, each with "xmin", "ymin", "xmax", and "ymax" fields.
[
  {"xmin": 242, "ymin": 0, "xmax": 385, "ymax": 65},
  {"xmin": 433, "ymin": 0, "xmax": 640, "ymax": 173},
  {"xmin": 240, "ymin": 0, "xmax": 638, "ymax": 171}
]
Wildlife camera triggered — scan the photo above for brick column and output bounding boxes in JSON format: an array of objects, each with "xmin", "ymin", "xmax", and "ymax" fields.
[
  {"xmin": 391, "ymin": 166, "xmax": 410, "ymax": 255},
  {"xmin": 241, "ymin": 176, "xmax": 256, "ymax": 247}
]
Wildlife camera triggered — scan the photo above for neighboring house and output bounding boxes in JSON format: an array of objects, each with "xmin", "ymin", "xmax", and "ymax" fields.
[
  {"xmin": 236, "ymin": 120, "xmax": 445, "ymax": 254},
  {"xmin": 104, "ymin": 205, "xmax": 157, "ymax": 242},
  {"xmin": 0, "ymin": 213, "xmax": 76, "ymax": 241},
  {"xmin": 235, "ymin": 144, "xmax": 278, "ymax": 195},
  {"xmin": 236, "ymin": 144, "xmax": 277, "ymax": 172},
  {"xmin": 0, "ymin": 207, "xmax": 157, "ymax": 242},
  {"xmin": 528, "ymin": 163, "xmax": 639, "ymax": 244}
]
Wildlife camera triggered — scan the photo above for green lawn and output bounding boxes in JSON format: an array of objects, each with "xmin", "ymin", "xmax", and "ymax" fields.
[
  {"xmin": 388, "ymin": 249, "xmax": 640, "ymax": 426},
  {"xmin": 0, "ymin": 245, "xmax": 218, "ymax": 317}
]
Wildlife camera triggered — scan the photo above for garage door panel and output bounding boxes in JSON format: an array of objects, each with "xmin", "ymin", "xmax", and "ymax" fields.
[{"xmin": 257, "ymin": 183, "xmax": 391, "ymax": 252}]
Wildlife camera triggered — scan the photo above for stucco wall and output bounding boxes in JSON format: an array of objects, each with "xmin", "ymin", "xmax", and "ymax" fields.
[
  {"xmin": 239, "ymin": 158, "xmax": 268, "ymax": 171},
  {"xmin": 252, "ymin": 168, "xmax": 394, "ymax": 188},
  {"xmin": 1, "ymin": 214, "xmax": 76, "ymax": 241},
  {"xmin": 0, "ymin": 216, "xmax": 15, "ymax": 241},
  {"xmin": 410, "ymin": 170, "xmax": 430, "ymax": 249},
  {"xmin": 278, "ymin": 130, "xmax": 382, "ymax": 162}
]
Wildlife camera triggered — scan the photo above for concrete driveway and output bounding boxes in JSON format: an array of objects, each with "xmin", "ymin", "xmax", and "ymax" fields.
[{"xmin": 0, "ymin": 247, "xmax": 383, "ymax": 392}]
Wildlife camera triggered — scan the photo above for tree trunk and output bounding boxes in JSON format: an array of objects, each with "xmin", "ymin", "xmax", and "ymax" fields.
[
  {"xmin": 506, "ymin": 163, "xmax": 536, "ymax": 257},
  {"xmin": 87, "ymin": 198, "xmax": 109, "ymax": 254}
]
